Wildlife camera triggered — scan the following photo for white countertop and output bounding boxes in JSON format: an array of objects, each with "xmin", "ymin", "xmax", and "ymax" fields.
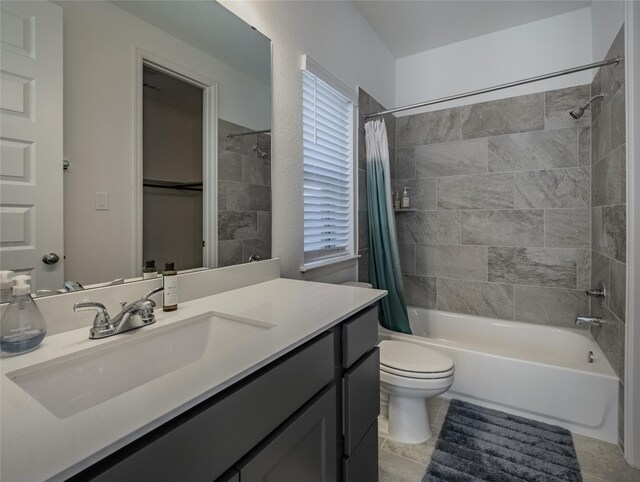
[{"xmin": 0, "ymin": 279, "xmax": 385, "ymax": 482}]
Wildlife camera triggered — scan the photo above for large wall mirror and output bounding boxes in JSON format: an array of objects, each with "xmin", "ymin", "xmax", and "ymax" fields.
[{"xmin": 0, "ymin": 1, "xmax": 272, "ymax": 294}]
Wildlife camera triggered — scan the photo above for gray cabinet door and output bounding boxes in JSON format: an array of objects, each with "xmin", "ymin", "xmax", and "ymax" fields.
[
  {"xmin": 343, "ymin": 348, "xmax": 380, "ymax": 455},
  {"xmin": 343, "ymin": 420, "xmax": 378, "ymax": 482},
  {"xmin": 239, "ymin": 386, "xmax": 338, "ymax": 482}
]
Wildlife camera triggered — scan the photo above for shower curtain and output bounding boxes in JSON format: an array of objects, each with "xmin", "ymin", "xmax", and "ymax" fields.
[{"xmin": 364, "ymin": 119, "xmax": 412, "ymax": 334}]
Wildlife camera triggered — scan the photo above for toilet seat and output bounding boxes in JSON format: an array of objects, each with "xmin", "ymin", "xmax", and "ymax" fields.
[{"xmin": 379, "ymin": 340, "xmax": 454, "ymax": 379}]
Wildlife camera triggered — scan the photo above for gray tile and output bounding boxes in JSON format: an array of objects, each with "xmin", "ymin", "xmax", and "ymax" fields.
[
  {"xmin": 592, "ymin": 101, "xmax": 611, "ymax": 164},
  {"xmin": 438, "ymin": 279, "xmax": 514, "ymax": 320},
  {"xmin": 218, "ymin": 150, "xmax": 243, "ymax": 181},
  {"xmin": 591, "ymin": 68, "xmax": 603, "ymax": 120},
  {"xmin": 488, "ymin": 128, "xmax": 577, "ymax": 172},
  {"xmin": 488, "ymin": 247, "xmax": 577, "ymax": 288},
  {"xmin": 358, "ymin": 168, "xmax": 367, "ymax": 210},
  {"xmin": 602, "ymin": 204, "xmax": 626, "ymax": 263},
  {"xmin": 396, "ymin": 211, "xmax": 460, "ymax": 245},
  {"xmin": 257, "ymin": 211, "xmax": 271, "ymax": 239},
  {"xmin": 396, "ymin": 148, "xmax": 415, "ymax": 179},
  {"xmin": 415, "ymin": 138, "xmax": 488, "ymax": 177},
  {"xmin": 358, "ymin": 248, "xmax": 369, "ymax": 283},
  {"xmin": 395, "ymin": 178, "xmax": 437, "ymax": 210},
  {"xmin": 218, "ymin": 181, "xmax": 228, "ymax": 211},
  {"xmin": 358, "ymin": 210, "xmax": 369, "ymax": 250},
  {"xmin": 378, "ymin": 436, "xmax": 385, "ymax": 449},
  {"xmin": 514, "ymin": 167, "xmax": 590, "ymax": 208},
  {"xmin": 602, "ymin": 25, "xmax": 625, "ymax": 101},
  {"xmin": 218, "ymin": 211, "xmax": 257, "ymax": 240},
  {"xmin": 416, "ymin": 245, "xmax": 487, "ymax": 281},
  {"xmin": 242, "ymin": 155, "xmax": 271, "ymax": 186},
  {"xmin": 226, "ymin": 182, "xmax": 271, "ymax": 211},
  {"xmin": 437, "ymin": 173, "xmax": 514, "ymax": 210},
  {"xmin": 592, "ymin": 308, "xmax": 622, "ymax": 376},
  {"xmin": 610, "ymin": 89, "xmax": 626, "ymax": 151},
  {"xmin": 514, "ymin": 286, "xmax": 589, "ymax": 328},
  {"xmin": 578, "ymin": 126, "xmax": 591, "ymax": 166},
  {"xmin": 544, "ymin": 85, "xmax": 591, "ymax": 129},
  {"xmin": 577, "ymin": 249, "xmax": 591, "ymax": 291},
  {"xmin": 256, "ymin": 133, "xmax": 271, "ymax": 161},
  {"xmin": 241, "ymin": 238, "xmax": 271, "ymax": 262},
  {"xmin": 573, "ymin": 433, "xmax": 640, "ymax": 482},
  {"xmin": 217, "ymin": 240, "xmax": 242, "ymax": 267},
  {"xmin": 378, "ymin": 448, "xmax": 427, "ymax": 482},
  {"xmin": 460, "ymin": 209, "xmax": 543, "ymax": 247},
  {"xmin": 618, "ymin": 315, "xmax": 626, "ymax": 382},
  {"xmin": 358, "ymin": 89, "xmax": 371, "ymax": 171},
  {"xmin": 544, "ymin": 208, "xmax": 591, "ymax": 248},
  {"xmin": 609, "ymin": 259, "xmax": 626, "ymax": 322},
  {"xmin": 385, "ymin": 111, "xmax": 397, "ymax": 152},
  {"xmin": 396, "ymin": 107, "xmax": 463, "ymax": 148},
  {"xmin": 382, "ymin": 430, "xmax": 439, "ymax": 466},
  {"xmin": 403, "ymin": 274, "xmax": 437, "ymax": 309},
  {"xmin": 398, "ymin": 243, "xmax": 416, "ymax": 274},
  {"xmin": 461, "ymin": 93, "xmax": 544, "ymax": 139},
  {"xmin": 592, "ymin": 207, "xmax": 603, "ymax": 252},
  {"xmin": 593, "ymin": 146, "xmax": 626, "ymax": 206},
  {"xmin": 618, "ymin": 381, "xmax": 625, "ymax": 449},
  {"xmin": 590, "ymin": 251, "xmax": 610, "ymax": 318}
]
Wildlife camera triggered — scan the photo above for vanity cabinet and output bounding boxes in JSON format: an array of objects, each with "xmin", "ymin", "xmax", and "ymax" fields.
[{"xmin": 70, "ymin": 304, "xmax": 379, "ymax": 482}]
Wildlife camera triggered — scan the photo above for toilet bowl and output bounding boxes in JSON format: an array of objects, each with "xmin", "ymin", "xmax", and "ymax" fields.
[{"xmin": 378, "ymin": 340, "xmax": 454, "ymax": 444}]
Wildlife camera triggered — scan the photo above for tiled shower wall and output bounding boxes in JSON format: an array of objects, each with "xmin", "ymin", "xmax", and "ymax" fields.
[
  {"xmin": 217, "ymin": 119, "xmax": 272, "ymax": 267},
  {"xmin": 393, "ymin": 86, "xmax": 595, "ymax": 329},
  {"xmin": 589, "ymin": 25, "xmax": 626, "ymax": 448},
  {"xmin": 357, "ymin": 89, "xmax": 396, "ymax": 282}
]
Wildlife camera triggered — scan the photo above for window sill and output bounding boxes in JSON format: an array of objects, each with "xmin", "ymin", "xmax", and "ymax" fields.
[{"xmin": 300, "ymin": 254, "xmax": 361, "ymax": 273}]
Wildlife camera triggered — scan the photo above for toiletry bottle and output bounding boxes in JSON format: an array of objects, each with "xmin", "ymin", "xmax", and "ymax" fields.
[
  {"xmin": 401, "ymin": 187, "xmax": 410, "ymax": 209},
  {"xmin": 142, "ymin": 259, "xmax": 157, "ymax": 280},
  {"xmin": 0, "ymin": 271, "xmax": 14, "ymax": 304},
  {"xmin": 162, "ymin": 263, "xmax": 178, "ymax": 312},
  {"xmin": 0, "ymin": 275, "xmax": 47, "ymax": 355}
]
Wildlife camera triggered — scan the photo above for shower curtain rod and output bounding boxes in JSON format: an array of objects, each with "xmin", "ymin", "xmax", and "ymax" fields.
[
  {"xmin": 364, "ymin": 56, "xmax": 623, "ymax": 119},
  {"xmin": 226, "ymin": 129, "xmax": 271, "ymax": 138}
]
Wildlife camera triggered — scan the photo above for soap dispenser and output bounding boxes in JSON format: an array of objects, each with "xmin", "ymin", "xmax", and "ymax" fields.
[
  {"xmin": 0, "ymin": 275, "xmax": 47, "ymax": 355},
  {"xmin": 401, "ymin": 187, "xmax": 410, "ymax": 209}
]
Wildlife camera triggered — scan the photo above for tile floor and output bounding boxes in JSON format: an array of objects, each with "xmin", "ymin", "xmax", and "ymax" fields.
[{"xmin": 378, "ymin": 397, "xmax": 640, "ymax": 482}]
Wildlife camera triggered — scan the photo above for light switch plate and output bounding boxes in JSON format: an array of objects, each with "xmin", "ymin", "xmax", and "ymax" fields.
[{"xmin": 95, "ymin": 192, "xmax": 109, "ymax": 211}]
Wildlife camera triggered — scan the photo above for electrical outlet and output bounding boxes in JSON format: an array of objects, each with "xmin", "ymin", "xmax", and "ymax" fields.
[{"xmin": 95, "ymin": 192, "xmax": 109, "ymax": 211}]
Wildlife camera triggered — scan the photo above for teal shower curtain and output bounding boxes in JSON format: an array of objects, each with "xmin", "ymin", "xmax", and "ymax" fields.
[{"xmin": 364, "ymin": 119, "xmax": 412, "ymax": 334}]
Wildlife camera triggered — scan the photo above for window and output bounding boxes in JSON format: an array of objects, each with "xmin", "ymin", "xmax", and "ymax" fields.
[{"xmin": 302, "ymin": 57, "xmax": 357, "ymax": 269}]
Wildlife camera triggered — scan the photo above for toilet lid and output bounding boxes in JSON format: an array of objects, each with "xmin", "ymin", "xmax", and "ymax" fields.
[{"xmin": 379, "ymin": 340, "xmax": 454, "ymax": 373}]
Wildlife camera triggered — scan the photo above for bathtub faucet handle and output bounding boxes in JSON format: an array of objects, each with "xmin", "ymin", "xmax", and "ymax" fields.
[{"xmin": 585, "ymin": 289, "xmax": 605, "ymax": 298}]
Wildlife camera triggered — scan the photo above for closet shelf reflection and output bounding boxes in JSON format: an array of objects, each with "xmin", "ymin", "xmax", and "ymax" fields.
[{"xmin": 142, "ymin": 178, "xmax": 203, "ymax": 192}]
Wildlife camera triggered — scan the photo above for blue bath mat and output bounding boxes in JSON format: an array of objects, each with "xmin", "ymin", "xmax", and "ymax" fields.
[{"xmin": 424, "ymin": 399, "xmax": 582, "ymax": 481}]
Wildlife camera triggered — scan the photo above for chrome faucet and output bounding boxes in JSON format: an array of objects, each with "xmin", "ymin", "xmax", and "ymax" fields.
[
  {"xmin": 74, "ymin": 286, "xmax": 164, "ymax": 339},
  {"xmin": 575, "ymin": 315, "xmax": 605, "ymax": 327}
]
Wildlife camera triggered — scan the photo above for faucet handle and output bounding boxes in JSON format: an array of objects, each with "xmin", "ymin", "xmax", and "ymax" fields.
[
  {"xmin": 143, "ymin": 286, "xmax": 163, "ymax": 301},
  {"xmin": 74, "ymin": 301, "xmax": 114, "ymax": 336}
]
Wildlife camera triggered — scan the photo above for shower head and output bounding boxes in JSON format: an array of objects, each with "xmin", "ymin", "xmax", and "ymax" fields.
[{"xmin": 569, "ymin": 92, "xmax": 604, "ymax": 119}]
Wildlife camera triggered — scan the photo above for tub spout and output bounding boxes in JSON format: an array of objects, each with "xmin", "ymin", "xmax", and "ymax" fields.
[{"xmin": 575, "ymin": 315, "xmax": 605, "ymax": 327}]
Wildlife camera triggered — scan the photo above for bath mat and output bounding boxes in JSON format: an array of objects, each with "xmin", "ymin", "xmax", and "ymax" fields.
[{"xmin": 424, "ymin": 399, "xmax": 582, "ymax": 482}]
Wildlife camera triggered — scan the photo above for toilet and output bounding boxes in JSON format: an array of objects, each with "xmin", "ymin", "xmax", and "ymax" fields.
[
  {"xmin": 340, "ymin": 281, "xmax": 454, "ymax": 445},
  {"xmin": 378, "ymin": 340, "xmax": 454, "ymax": 444}
]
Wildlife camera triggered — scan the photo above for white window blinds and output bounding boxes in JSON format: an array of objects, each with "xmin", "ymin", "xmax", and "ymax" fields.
[{"xmin": 302, "ymin": 69, "xmax": 355, "ymax": 266}]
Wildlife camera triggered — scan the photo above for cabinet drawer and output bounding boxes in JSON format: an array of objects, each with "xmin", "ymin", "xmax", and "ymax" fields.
[
  {"xmin": 343, "ymin": 420, "xmax": 378, "ymax": 482},
  {"xmin": 84, "ymin": 332, "xmax": 335, "ymax": 482},
  {"xmin": 342, "ymin": 304, "xmax": 378, "ymax": 368},
  {"xmin": 343, "ymin": 348, "xmax": 380, "ymax": 455},
  {"xmin": 238, "ymin": 385, "xmax": 337, "ymax": 482}
]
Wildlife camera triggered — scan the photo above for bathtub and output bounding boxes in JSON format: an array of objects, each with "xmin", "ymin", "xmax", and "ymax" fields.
[{"xmin": 379, "ymin": 307, "xmax": 619, "ymax": 443}]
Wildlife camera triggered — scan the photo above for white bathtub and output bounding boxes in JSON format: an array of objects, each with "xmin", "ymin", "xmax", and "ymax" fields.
[{"xmin": 379, "ymin": 307, "xmax": 619, "ymax": 443}]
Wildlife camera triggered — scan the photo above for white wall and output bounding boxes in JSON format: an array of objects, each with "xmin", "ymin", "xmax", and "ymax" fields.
[
  {"xmin": 61, "ymin": 1, "xmax": 269, "ymax": 285},
  {"xmin": 591, "ymin": 1, "xmax": 625, "ymax": 63},
  {"xmin": 219, "ymin": 1, "xmax": 396, "ymax": 281},
  {"xmin": 395, "ymin": 7, "xmax": 593, "ymax": 115}
]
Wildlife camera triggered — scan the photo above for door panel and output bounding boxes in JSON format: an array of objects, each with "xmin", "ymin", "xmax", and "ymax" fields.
[{"xmin": 0, "ymin": 1, "xmax": 63, "ymax": 290}]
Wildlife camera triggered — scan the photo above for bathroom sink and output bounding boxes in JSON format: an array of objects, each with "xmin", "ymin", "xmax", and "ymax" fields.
[{"xmin": 6, "ymin": 312, "xmax": 276, "ymax": 419}]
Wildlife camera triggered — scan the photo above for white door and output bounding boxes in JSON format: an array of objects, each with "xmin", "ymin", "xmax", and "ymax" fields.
[{"xmin": 0, "ymin": 1, "xmax": 63, "ymax": 291}]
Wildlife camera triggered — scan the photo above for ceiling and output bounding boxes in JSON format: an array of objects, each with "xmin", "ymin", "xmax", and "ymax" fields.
[{"xmin": 353, "ymin": 0, "xmax": 592, "ymax": 58}]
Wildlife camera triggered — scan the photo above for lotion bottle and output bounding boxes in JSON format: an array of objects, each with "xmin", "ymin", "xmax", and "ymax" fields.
[
  {"xmin": 142, "ymin": 260, "xmax": 157, "ymax": 280},
  {"xmin": 0, "ymin": 271, "xmax": 14, "ymax": 304},
  {"xmin": 162, "ymin": 263, "xmax": 178, "ymax": 312},
  {"xmin": 401, "ymin": 187, "xmax": 410, "ymax": 209}
]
